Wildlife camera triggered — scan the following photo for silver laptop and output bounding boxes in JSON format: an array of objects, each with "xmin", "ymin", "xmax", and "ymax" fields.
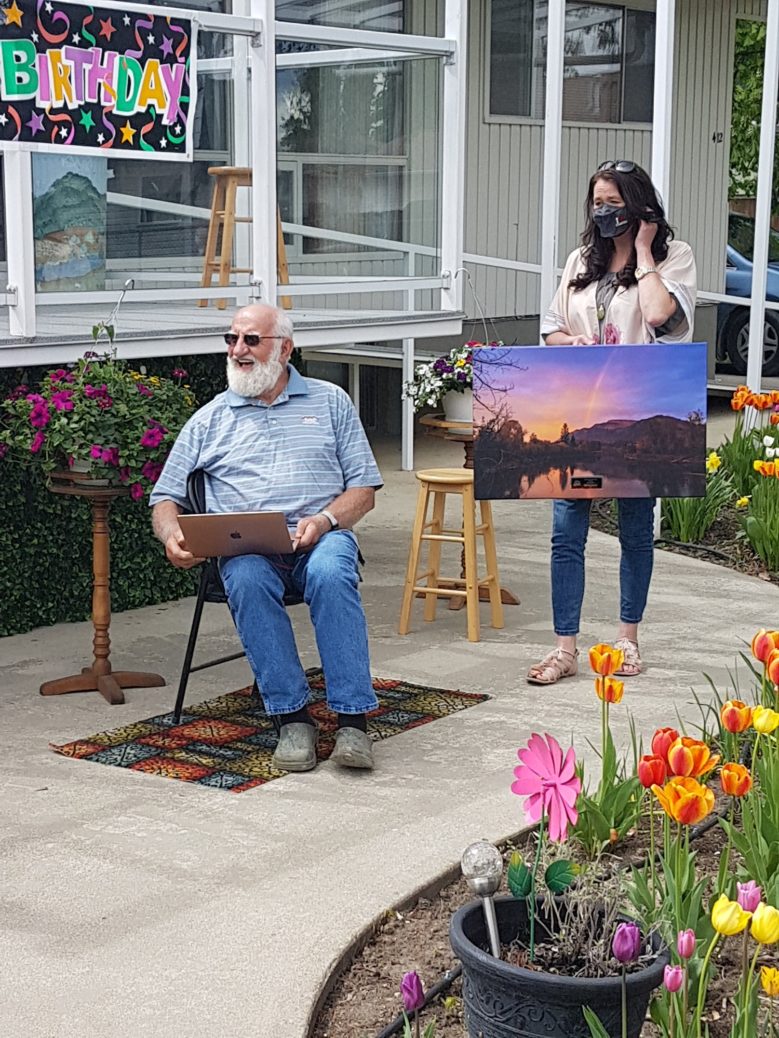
[{"xmin": 178, "ymin": 511, "xmax": 294, "ymax": 557}]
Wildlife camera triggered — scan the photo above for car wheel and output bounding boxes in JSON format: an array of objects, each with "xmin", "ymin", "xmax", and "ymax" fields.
[{"xmin": 725, "ymin": 309, "xmax": 779, "ymax": 376}]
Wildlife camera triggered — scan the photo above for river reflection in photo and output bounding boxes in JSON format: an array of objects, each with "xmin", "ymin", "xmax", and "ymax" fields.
[{"xmin": 477, "ymin": 458, "xmax": 706, "ymax": 501}]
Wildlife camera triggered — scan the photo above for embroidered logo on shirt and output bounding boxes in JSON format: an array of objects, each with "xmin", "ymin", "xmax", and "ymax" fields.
[{"xmin": 301, "ymin": 415, "xmax": 319, "ymax": 425}]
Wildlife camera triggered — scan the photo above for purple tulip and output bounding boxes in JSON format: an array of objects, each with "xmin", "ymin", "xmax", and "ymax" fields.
[
  {"xmin": 737, "ymin": 880, "xmax": 762, "ymax": 913},
  {"xmin": 612, "ymin": 922, "xmax": 641, "ymax": 964},
  {"xmin": 400, "ymin": 971, "xmax": 425, "ymax": 1013},
  {"xmin": 664, "ymin": 964, "xmax": 685, "ymax": 993},
  {"xmin": 676, "ymin": 929, "xmax": 695, "ymax": 959}
]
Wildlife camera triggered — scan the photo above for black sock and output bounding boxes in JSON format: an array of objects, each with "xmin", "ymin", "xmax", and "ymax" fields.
[
  {"xmin": 338, "ymin": 712, "xmax": 367, "ymax": 733},
  {"xmin": 278, "ymin": 706, "xmax": 314, "ymax": 727}
]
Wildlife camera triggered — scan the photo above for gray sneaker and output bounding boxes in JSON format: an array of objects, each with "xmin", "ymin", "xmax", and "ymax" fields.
[
  {"xmin": 331, "ymin": 727, "xmax": 374, "ymax": 770},
  {"xmin": 271, "ymin": 722, "xmax": 318, "ymax": 772}
]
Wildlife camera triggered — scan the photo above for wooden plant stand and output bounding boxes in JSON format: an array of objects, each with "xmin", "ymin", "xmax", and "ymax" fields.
[{"xmin": 39, "ymin": 472, "xmax": 165, "ymax": 705}]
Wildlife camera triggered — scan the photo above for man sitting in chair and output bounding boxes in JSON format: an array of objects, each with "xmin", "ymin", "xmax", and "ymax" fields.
[{"xmin": 150, "ymin": 303, "xmax": 383, "ymax": 772}]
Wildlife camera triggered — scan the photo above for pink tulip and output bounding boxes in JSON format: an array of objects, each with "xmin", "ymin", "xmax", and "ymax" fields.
[
  {"xmin": 664, "ymin": 964, "xmax": 685, "ymax": 993},
  {"xmin": 400, "ymin": 971, "xmax": 425, "ymax": 1013},
  {"xmin": 737, "ymin": 880, "xmax": 762, "ymax": 913},
  {"xmin": 677, "ymin": 929, "xmax": 695, "ymax": 959}
]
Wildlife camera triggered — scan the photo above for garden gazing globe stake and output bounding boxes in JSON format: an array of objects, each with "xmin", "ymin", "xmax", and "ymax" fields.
[{"xmin": 461, "ymin": 840, "xmax": 502, "ymax": 957}]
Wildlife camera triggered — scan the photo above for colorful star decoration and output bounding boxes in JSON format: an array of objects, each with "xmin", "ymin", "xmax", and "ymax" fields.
[
  {"xmin": 79, "ymin": 110, "xmax": 95, "ymax": 132},
  {"xmin": 120, "ymin": 120, "xmax": 136, "ymax": 143},
  {"xmin": 98, "ymin": 17, "xmax": 116, "ymax": 40},
  {"xmin": 4, "ymin": 1, "xmax": 23, "ymax": 26}
]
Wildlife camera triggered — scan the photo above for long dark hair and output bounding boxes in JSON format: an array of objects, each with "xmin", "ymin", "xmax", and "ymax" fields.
[{"xmin": 569, "ymin": 164, "xmax": 675, "ymax": 291}]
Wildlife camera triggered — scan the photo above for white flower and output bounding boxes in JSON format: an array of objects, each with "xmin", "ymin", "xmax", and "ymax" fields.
[
  {"xmin": 764, "ymin": 436, "xmax": 775, "ymax": 447},
  {"xmin": 767, "ymin": 447, "xmax": 776, "ymax": 459}
]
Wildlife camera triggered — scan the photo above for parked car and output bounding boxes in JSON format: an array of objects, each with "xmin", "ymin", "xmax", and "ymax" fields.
[{"xmin": 716, "ymin": 213, "xmax": 779, "ymax": 376}]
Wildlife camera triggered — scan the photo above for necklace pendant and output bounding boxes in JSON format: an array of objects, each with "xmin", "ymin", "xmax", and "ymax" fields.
[{"xmin": 597, "ymin": 304, "xmax": 605, "ymax": 321}]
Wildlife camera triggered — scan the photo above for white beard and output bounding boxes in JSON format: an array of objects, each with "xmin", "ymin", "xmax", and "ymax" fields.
[{"xmin": 226, "ymin": 343, "xmax": 284, "ymax": 398}]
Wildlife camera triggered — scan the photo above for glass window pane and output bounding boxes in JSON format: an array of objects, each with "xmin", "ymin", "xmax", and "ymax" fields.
[
  {"xmin": 562, "ymin": 4, "xmax": 622, "ymax": 123},
  {"xmin": 623, "ymin": 9, "xmax": 655, "ymax": 123},
  {"xmin": 489, "ymin": 0, "xmax": 534, "ymax": 117},
  {"xmin": 302, "ymin": 164, "xmax": 402, "ymax": 254},
  {"xmin": 276, "ymin": 0, "xmax": 404, "ymax": 32}
]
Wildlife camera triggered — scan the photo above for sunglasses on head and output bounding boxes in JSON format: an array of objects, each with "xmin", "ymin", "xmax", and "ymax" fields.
[
  {"xmin": 597, "ymin": 160, "xmax": 637, "ymax": 173},
  {"xmin": 224, "ymin": 332, "xmax": 284, "ymax": 348}
]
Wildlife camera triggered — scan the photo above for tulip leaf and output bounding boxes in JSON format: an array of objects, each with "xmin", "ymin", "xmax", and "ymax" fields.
[
  {"xmin": 507, "ymin": 854, "xmax": 532, "ymax": 899},
  {"xmin": 545, "ymin": 859, "xmax": 579, "ymax": 893},
  {"xmin": 582, "ymin": 1007, "xmax": 611, "ymax": 1037}
]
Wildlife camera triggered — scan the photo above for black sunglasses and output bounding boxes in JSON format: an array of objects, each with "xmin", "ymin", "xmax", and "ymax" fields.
[
  {"xmin": 597, "ymin": 160, "xmax": 637, "ymax": 173},
  {"xmin": 224, "ymin": 332, "xmax": 285, "ymax": 348}
]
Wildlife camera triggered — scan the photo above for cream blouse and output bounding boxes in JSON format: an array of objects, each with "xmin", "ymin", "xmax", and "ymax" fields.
[{"xmin": 540, "ymin": 239, "xmax": 698, "ymax": 345}]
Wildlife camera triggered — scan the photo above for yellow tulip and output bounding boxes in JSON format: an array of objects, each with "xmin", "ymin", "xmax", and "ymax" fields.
[
  {"xmin": 595, "ymin": 676, "xmax": 624, "ymax": 704},
  {"xmin": 711, "ymin": 894, "xmax": 752, "ymax": 936},
  {"xmin": 753, "ymin": 705, "xmax": 779, "ymax": 734},
  {"xmin": 762, "ymin": 966, "xmax": 779, "ymax": 997},
  {"xmin": 736, "ymin": 496, "xmax": 750, "ymax": 508},
  {"xmin": 588, "ymin": 643, "xmax": 625, "ymax": 676},
  {"xmin": 751, "ymin": 903, "xmax": 779, "ymax": 945}
]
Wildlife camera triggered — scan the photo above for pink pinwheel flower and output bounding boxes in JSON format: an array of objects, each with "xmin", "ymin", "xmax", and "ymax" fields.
[{"xmin": 511, "ymin": 733, "xmax": 581, "ymax": 841}]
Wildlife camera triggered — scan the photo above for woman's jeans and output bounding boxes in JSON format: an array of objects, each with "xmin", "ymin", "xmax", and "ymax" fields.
[
  {"xmin": 220, "ymin": 530, "xmax": 378, "ymax": 716},
  {"xmin": 551, "ymin": 498, "xmax": 655, "ymax": 637}
]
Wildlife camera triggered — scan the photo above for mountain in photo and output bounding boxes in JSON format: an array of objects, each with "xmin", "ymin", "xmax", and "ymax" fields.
[{"xmin": 571, "ymin": 414, "xmax": 702, "ymax": 453}]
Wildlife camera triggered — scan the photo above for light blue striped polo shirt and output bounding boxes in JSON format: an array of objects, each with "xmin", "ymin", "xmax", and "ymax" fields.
[{"xmin": 149, "ymin": 366, "xmax": 383, "ymax": 527}]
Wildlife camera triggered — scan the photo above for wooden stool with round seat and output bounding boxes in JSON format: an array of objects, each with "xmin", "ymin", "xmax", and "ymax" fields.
[{"xmin": 398, "ymin": 468, "xmax": 504, "ymax": 643}]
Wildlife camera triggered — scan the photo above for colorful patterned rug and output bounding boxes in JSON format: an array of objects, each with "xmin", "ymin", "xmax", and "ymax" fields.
[{"xmin": 50, "ymin": 671, "xmax": 489, "ymax": 793}]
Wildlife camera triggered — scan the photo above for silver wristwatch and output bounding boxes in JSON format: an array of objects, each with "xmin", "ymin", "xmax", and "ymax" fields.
[
  {"xmin": 635, "ymin": 266, "xmax": 658, "ymax": 281},
  {"xmin": 320, "ymin": 508, "xmax": 339, "ymax": 529}
]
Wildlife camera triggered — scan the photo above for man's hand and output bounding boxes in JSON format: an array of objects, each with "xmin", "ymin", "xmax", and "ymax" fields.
[
  {"xmin": 165, "ymin": 528, "xmax": 205, "ymax": 569},
  {"xmin": 292, "ymin": 513, "xmax": 331, "ymax": 552}
]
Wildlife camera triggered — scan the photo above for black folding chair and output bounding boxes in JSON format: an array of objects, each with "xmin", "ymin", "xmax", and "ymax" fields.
[{"xmin": 171, "ymin": 469, "xmax": 302, "ymax": 723}]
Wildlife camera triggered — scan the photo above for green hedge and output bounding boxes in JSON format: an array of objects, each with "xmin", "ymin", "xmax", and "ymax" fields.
[{"xmin": 0, "ymin": 351, "xmax": 235, "ymax": 638}]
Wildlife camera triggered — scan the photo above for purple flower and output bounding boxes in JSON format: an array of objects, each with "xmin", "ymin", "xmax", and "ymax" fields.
[
  {"xmin": 30, "ymin": 431, "xmax": 45, "ymax": 453},
  {"xmin": 737, "ymin": 880, "xmax": 762, "ymax": 913},
  {"xmin": 129, "ymin": 482, "xmax": 145, "ymax": 501},
  {"xmin": 96, "ymin": 395, "xmax": 114, "ymax": 410},
  {"xmin": 141, "ymin": 460, "xmax": 163, "ymax": 483},
  {"xmin": 137, "ymin": 384, "xmax": 153, "ymax": 397},
  {"xmin": 90, "ymin": 444, "xmax": 103, "ymax": 459},
  {"xmin": 612, "ymin": 922, "xmax": 641, "ymax": 964},
  {"xmin": 400, "ymin": 971, "xmax": 425, "ymax": 1014},
  {"xmin": 140, "ymin": 425, "xmax": 165, "ymax": 449},
  {"xmin": 84, "ymin": 383, "xmax": 106, "ymax": 398},
  {"xmin": 118, "ymin": 466, "xmax": 131, "ymax": 484},
  {"xmin": 51, "ymin": 389, "xmax": 74, "ymax": 412},
  {"xmin": 9, "ymin": 384, "xmax": 29, "ymax": 400},
  {"xmin": 82, "ymin": 350, "xmax": 98, "ymax": 359},
  {"xmin": 102, "ymin": 448, "xmax": 120, "ymax": 467},
  {"xmin": 664, "ymin": 965, "xmax": 685, "ymax": 993},
  {"xmin": 25, "ymin": 393, "xmax": 45, "ymax": 404},
  {"xmin": 49, "ymin": 368, "xmax": 74, "ymax": 383},
  {"xmin": 29, "ymin": 403, "xmax": 51, "ymax": 428},
  {"xmin": 0, "ymin": 443, "xmax": 8, "ymax": 460},
  {"xmin": 171, "ymin": 367, "xmax": 188, "ymax": 379},
  {"xmin": 677, "ymin": 929, "xmax": 695, "ymax": 959}
]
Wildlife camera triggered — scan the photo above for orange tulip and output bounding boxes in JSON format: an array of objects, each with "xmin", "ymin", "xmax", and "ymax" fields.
[
  {"xmin": 588, "ymin": 643, "xmax": 625, "ymax": 676},
  {"xmin": 772, "ymin": 391, "xmax": 779, "ymax": 405},
  {"xmin": 720, "ymin": 699, "xmax": 753, "ymax": 734},
  {"xmin": 731, "ymin": 386, "xmax": 750, "ymax": 411},
  {"xmin": 755, "ymin": 393, "xmax": 775, "ymax": 411},
  {"xmin": 771, "ymin": 414, "xmax": 779, "ymax": 426},
  {"xmin": 666, "ymin": 737, "xmax": 720, "ymax": 779},
  {"xmin": 595, "ymin": 676, "xmax": 624, "ymax": 704},
  {"xmin": 651, "ymin": 727, "xmax": 680, "ymax": 765},
  {"xmin": 767, "ymin": 649, "xmax": 779, "ymax": 687},
  {"xmin": 652, "ymin": 776, "xmax": 715, "ymax": 825},
  {"xmin": 752, "ymin": 629, "xmax": 779, "ymax": 665},
  {"xmin": 638, "ymin": 754, "xmax": 667, "ymax": 789},
  {"xmin": 720, "ymin": 762, "xmax": 752, "ymax": 798}
]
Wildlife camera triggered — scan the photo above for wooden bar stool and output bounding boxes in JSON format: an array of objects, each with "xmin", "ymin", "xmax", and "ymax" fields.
[
  {"xmin": 200, "ymin": 166, "xmax": 252, "ymax": 310},
  {"xmin": 398, "ymin": 468, "xmax": 504, "ymax": 643}
]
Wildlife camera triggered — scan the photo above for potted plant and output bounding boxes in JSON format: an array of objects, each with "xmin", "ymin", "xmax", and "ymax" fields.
[
  {"xmin": 404, "ymin": 341, "xmax": 488, "ymax": 422},
  {"xmin": 0, "ymin": 338, "xmax": 195, "ymax": 500}
]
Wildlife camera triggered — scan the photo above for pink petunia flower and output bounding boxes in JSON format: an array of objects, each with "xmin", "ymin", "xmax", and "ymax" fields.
[
  {"xmin": 140, "ymin": 426, "xmax": 164, "ymax": 449},
  {"xmin": 141, "ymin": 460, "xmax": 163, "ymax": 483},
  {"xmin": 90, "ymin": 444, "xmax": 103, "ymax": 459},
  {"xmin": 118, "ymin": 467, "xmax": 131, "ymax": 484},
  {"xmin": 511, "ymin": 732, "xmax": 581, "ymax": 841},
  {"xmin": 30, "ymin": 431, "xmax": 46, "ymax": 453},
  {"xmin": 137, "ymin": 384, "xmax": 153, "ymax": 397},
  {"xmin": 101, "ymin": 447, "xmax": 120, "ymax": 467},
  {"xmin": 29, "ymin": 402, "xmax": 51, "ymax": 428},
  {"xmin": 51, "ymin": 389, "xmax": 74, "ymax": 412},
  {"xmin": 130, "ymin": 482, "xmax": 145, "ymax": 501}
]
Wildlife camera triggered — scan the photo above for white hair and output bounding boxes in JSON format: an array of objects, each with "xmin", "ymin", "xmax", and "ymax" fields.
[{"xmin": 273, "ymin": 308, "xmax": 294, "ymax": 341}]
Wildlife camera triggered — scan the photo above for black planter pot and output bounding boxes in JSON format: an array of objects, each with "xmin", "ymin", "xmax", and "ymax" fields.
[{"xmin": 449, "ymin": 896, "xmax": 669, "ymax": 1038}]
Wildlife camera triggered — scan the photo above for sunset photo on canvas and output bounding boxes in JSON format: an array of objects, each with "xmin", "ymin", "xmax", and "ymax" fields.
[{"xmin": 472, "ymin": 344, "xmax": 708, "ymax": 500}]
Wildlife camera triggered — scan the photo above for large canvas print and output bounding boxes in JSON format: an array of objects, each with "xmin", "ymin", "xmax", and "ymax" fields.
[{"xmin": 473, "ymin": 344, "xmax": 707, "ymax": 500}]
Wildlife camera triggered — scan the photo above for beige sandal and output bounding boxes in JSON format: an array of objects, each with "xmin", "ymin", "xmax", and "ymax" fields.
[
  {"xmin": 614, "ymin": 638, "xmax": 642, "ymax": 676},
  {"xmin": 527, "ymin": 647, "xmax": 579, "ymax": 685}
]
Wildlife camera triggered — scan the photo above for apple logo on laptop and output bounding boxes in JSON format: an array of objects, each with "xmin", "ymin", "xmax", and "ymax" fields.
[{"xmin": 230, "ymin": 531, "xmax": 242, "ymax": 540}]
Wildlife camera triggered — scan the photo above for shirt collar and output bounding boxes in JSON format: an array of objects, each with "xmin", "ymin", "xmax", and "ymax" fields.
[{"xmin": 225, "ymin": 365, "xmax": 309, "ymax": 408}]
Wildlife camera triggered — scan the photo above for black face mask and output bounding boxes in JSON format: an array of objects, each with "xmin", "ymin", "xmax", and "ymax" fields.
[{"xmin": 592, "ymin": 203, "xmax": 630, "ymax": 239}]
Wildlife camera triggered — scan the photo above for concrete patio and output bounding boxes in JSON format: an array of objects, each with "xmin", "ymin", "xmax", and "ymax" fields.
[{"xmin": 0, "ymin": 412, "xmax": 775, "ymax": 1038}]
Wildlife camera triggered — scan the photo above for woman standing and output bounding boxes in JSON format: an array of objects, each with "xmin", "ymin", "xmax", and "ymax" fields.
[{"xmin": 527, "ymin": 160, "xmax": 697, "ymax": 685}]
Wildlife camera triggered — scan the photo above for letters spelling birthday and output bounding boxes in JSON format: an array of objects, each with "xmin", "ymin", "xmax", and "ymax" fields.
[{"xmin": 0, "ymin": 41, "xmax": 185, "ymax": 125}]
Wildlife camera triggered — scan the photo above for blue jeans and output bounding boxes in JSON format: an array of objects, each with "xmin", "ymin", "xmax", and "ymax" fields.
[
  {"xmin": 220, "ymin": 530, "xmax": 378, "ymax": 716},
  {"xmin": 551, "ymin": 498, "xmax": 655, "ymax": 637}
]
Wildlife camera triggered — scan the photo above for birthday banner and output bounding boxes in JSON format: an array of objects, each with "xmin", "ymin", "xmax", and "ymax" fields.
[{"xmin": 0, "ymin": 0, "xmax": 198, "ymax": 159}]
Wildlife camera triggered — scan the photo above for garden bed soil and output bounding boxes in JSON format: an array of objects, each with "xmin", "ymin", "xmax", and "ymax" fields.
[
  {"xmin": 312, "ymin": 818, "xmax": 778, "ymax": 1038},
  {"xmin": 590, "ymin": 501, "xmax": 779, "ymax": 586}
]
